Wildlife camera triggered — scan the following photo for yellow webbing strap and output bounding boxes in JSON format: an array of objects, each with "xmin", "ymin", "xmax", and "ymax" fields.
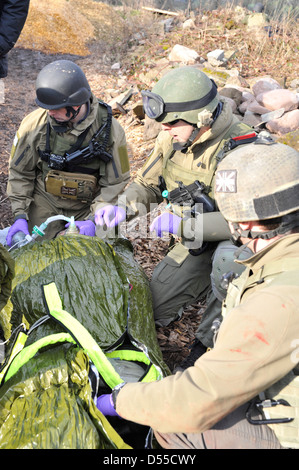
[
  {"xmin": 3, "ymin": 332, "xmax": 76, "ymax": 384},
  {"xmin": 106, "ymin": 350, "xmax": 162, "ymax": 383},
  {"xmin": 42, "ymin": 282, "xmax": 124, "ymax": 390},
  {"xmin": 0, "ymin": 330, "xmax": 28, "ymax": 385}
]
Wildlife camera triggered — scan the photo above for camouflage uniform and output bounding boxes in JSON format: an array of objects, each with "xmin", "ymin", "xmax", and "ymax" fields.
[{"xmin": 7, "ymin": 93, "xmax": 130, "ymax": 239}]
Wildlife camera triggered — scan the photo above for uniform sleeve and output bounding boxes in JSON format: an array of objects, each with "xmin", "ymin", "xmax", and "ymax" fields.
[
  {"xmin": 115, "ymin": 286, "xmax": 299, "ymax": 433},
  {"xmin": 90, "ymin": 117, "xmax": 130, "ymax": 213},
  {"xmin": 0, "ymin": 0, "xmax": 30, "ymax": 56},
  {"xmin": 115, "ymin": 132, "xmax": 166, "ymax": 219},
  {"xmin": 181, "ymin": 211, "xmax": 230, "ymax": 244},
  {"xmin": 7, "ymin": 114, "xmax": 43, "ymax": 220}
]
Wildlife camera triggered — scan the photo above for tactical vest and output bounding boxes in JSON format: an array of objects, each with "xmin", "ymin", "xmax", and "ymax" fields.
[
  {"xmin": 39, "ymin": 101, "xmax": 113, "ymax": 178},
  {"xmin": 162, "ymin": 122, "xmax": 252, "ymax": 192},
  {"xmin": 223, "ymin": 257, "xmax": 299, "ymax": 448},
  {"xmin": 161, "ymin": 122, "xmax": 253, "ymax": 216}
]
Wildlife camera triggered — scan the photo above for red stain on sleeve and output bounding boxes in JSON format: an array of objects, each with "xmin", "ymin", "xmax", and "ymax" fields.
[
  {"xmin": 243, "ymin": 329, "xmax": 269, "ymax": 345},
  {"xmin": 254, "ymin": 331, "xmax": 269, "ymax": 345}
]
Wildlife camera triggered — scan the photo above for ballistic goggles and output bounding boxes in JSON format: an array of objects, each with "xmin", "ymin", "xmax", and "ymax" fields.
[{"xmin": 141, "ymin": 80, "xmax": 218, "ymax": 120}]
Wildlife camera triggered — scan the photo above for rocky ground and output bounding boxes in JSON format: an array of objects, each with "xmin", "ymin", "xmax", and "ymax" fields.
[{"xmin": 0, "ymin": 4, "xmax": 298, "ymax": 370}]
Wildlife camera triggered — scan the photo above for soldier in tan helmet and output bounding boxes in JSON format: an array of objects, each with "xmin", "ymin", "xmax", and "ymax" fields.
[
  {"xmin": 96, "ymin": 139, "xmax": 299, "ymax": 449},
  {"xmin": 5, "ymin": 59, "xmax": 130, "ymax": 245}
]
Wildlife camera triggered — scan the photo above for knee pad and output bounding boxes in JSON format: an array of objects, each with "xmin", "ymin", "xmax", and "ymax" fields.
[{"xmin": 211, "ymin": 240, "xmax": 252, "ymax": 301}]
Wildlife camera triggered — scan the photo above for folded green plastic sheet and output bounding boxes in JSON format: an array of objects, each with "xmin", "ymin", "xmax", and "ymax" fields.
[
  {"xmin": 0, "ymin": 236, "xmax": 169, "ymax": 449},
  {"xmin": 0, "ymin": 245, "xmax": 14, "ymax": 313}
]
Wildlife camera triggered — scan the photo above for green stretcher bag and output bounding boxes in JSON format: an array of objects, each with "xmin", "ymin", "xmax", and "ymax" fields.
[{"xmin": 0, "ymin": 236, "xmax": 169, "ymax": 449}]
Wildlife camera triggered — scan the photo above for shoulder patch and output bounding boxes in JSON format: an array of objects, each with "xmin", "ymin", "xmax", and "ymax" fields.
[
  {"xmin": 10, "ymin": 132, "xmax": 20, "ymax": 160},
  {"xmin": 215, "ymin": 170, "xmax": 237, "ymax": 193}
]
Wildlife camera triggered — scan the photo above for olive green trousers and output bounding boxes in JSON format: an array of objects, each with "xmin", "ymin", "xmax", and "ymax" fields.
[{"xmin": 150, "ymin": 242, "xmax": 217, "ymax": 338}]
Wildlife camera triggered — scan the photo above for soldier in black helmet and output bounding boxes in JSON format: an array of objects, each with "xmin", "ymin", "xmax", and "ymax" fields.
[{"xmin": 5, "ymin": 59, "xmax": 130, "ymax": 243}]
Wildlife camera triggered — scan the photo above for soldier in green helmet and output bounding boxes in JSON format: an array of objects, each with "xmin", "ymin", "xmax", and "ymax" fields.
[
  {"xmin": 95, "ymin": 66, "xmax": 255, "ymax": 362},
  {"xmin": 4, "ymin": 59, "xmax": 130, "ymax": 244},
  {"xmin": 97, "ymin": 140, "xmax": 299, "ymax": 449}
]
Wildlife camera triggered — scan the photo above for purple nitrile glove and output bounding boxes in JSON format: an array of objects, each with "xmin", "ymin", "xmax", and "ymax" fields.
[
  {"xmin": 150, "ymin": 212, "xmax": 182, "ymax": 238},
  {"xmin": 64, "ymin": 220, "xmax": 96, "ymax": 236},
  {"xmin": 95, "ymin": 205, "xmax": 126, "ymax": 228},
  {"xmin": 96, "ymin": 394, "xmax": 120, "ymax": 417},
  {"xmin": 6, "ymin": 219, "xmax": 30, "ymax": 247}
]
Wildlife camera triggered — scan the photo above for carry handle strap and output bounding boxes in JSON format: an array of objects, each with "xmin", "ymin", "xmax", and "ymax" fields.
[{"xmin": 42, "ymin": 282, "xmax": 124, "ymax": 390}]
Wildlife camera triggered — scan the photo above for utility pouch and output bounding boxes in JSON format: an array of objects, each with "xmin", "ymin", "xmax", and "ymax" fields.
[{"xmin": 45, "ymin": 170, "xmax": 97, "ymax": 202}]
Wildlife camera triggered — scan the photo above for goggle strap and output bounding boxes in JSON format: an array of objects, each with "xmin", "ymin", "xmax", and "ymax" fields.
[{"xmin": 164, "ymin": 80, "xmax": 218, "ymax": 113}]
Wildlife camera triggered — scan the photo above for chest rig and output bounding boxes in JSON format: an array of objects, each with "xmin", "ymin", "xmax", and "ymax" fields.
[
  {"xmin": 38, "ymin": 102, "xmax": 113, "ymax": 202},
  {"xmin": 39, "ymin": 101, "xmax": 113, "ymax": 174}
]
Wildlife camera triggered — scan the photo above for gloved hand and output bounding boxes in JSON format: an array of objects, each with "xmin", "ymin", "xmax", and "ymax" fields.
[
  {"xmin": 96, "ymin": 394, "xmax": 120, "ymax": 417},
  {"xmin": 150, "ymin": 212, "xmax": 182, "ymax": 238},
  {"xmin": 95, "ymin": 205, "xmax": 126, "ymax": 228},
  {"xmin": 6, "ymin": 219, "xmax": 30, "ymax": 247},
  {"xmin": 65, "ymin": 220, "xmax": 95, "ymax": 236}
]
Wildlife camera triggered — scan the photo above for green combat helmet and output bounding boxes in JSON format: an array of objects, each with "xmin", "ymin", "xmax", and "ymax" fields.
[
  {"xmin": 35, "ymin": 59, "xmax": 91, "ymax": 111},
  {"xmin": 215, "ymin": 139, "xmax": 299, "ymax": 242},
  {"xmin": 141, "ymin": 66, "xmax": 219, "ymax": 127}
]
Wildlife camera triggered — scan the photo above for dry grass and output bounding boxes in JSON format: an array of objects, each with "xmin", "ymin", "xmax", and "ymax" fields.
[
  {"xmin": 16, "ymin": 1, "xmax": 298, "ymax": 83},
  {"xmin": 17, "ymin": 0, "xmax": 162, "ymax": 58}
]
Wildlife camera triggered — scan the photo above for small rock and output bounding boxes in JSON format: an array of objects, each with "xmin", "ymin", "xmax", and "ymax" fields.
[
  {"xmin": 276, "ymin": 130, "xmax": 299, "ymax": 151},
  {"xmin": 256, "ymin": 89, "xmax": 299, "ymax": 112},
  {"xmin": 207, "ymin": 49, "xmax": 225, "ymax": 61},
  {"xmin": 169, "ymin": 44, "xmax": 200, "ymax": 64},
  {"xmin": 261, "ymin": 108, "xmax": 285, "ymax": 122},
  {"xmin": 111, "ymin": 62, "xmax": 121, "ymax": 70},
  {"xmin": 221, "ymin": 95, "xmax": 238, "ymax": 113},
  {"xmin": 182, "ymin": 19, "xmax": 196, "ymax": 30},
  {"xmin": 219, "ymin": 87, "xmax": 243, "ymax": 106},
  {"xmin": 143, "ymin": 115, "xmax": 161, "ymax": 141},
  {"xmin": 266, "ymin": 109, "xmax": 299, "ymax": 135},
  {"xmin": 252, "ymin": 77, "xmax": 282, "ymax": 96},
  {"xmin": 242, "ymin": 110, "xmax": 262, "ymax": 127}
]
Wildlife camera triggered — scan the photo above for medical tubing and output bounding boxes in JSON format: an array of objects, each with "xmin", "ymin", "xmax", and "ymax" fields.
[{"xmin": 9, "ymin": 215, "xmax": 73, "ymax": 250}]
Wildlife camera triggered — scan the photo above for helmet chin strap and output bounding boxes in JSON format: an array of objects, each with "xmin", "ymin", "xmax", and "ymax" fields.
[
  {"xmin": 65, "ymin": 105, "xmax": 81, "ymax": 120},
  {"xmin": 172, "ymin": 102, "xmax": 223, "ymax": 153},
  {"xmin": 231, "ymin": 212, "xmax": 299, "ymax": 258},
  {"xmin": 173, "ymin": 126, "xmax": 200, "ymax": 153},
  {"xmin": 51, "ymin": 105, "xmax": 82, "ymax": 132}
]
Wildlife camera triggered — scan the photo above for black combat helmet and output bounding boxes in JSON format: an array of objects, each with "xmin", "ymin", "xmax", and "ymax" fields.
[{"xmin": 35, "ymin": 60, "xmax": 91, "ymax": 110}]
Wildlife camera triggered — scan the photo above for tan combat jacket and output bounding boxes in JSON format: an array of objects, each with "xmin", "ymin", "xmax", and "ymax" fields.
[
  {"xmin": 118, "ymin": 100, "xmax": 252, "ymax": 242},
  {"xmin": 116, "ymin": 234, "xmax": 299, "ymax": 447},
  {"xmin": 7, "ymin": 93, "xmax": 130, "ymax": 221}
]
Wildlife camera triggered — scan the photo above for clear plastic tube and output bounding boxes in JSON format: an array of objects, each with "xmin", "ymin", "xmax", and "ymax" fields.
[{"xmin": 8, "ymin": 215, "xmax": 73, "ymax": 251}]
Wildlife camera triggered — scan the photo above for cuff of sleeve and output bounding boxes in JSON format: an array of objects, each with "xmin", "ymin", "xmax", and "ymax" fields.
[
  {"xmin": 112, "ymin": 382, "xmax": 127, "ymax": 408},
  {"xmin": 14, "ymin": 214, "xmax": 28, "ymax": 222}
]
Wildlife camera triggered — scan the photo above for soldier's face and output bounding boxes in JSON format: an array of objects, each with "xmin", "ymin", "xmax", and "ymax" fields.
[
  {"xmin": 161, "ymin": 120, "xmax": 195, "ymax": 143},
  {"xmin": 48, "ymin": 106, "xmax": 80, "ymax": 122}
]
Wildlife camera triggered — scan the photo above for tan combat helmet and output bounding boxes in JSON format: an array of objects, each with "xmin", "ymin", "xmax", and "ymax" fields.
[{"xmin": 215, "ymin": 138, "xmax": 299, "ymax": 240}]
